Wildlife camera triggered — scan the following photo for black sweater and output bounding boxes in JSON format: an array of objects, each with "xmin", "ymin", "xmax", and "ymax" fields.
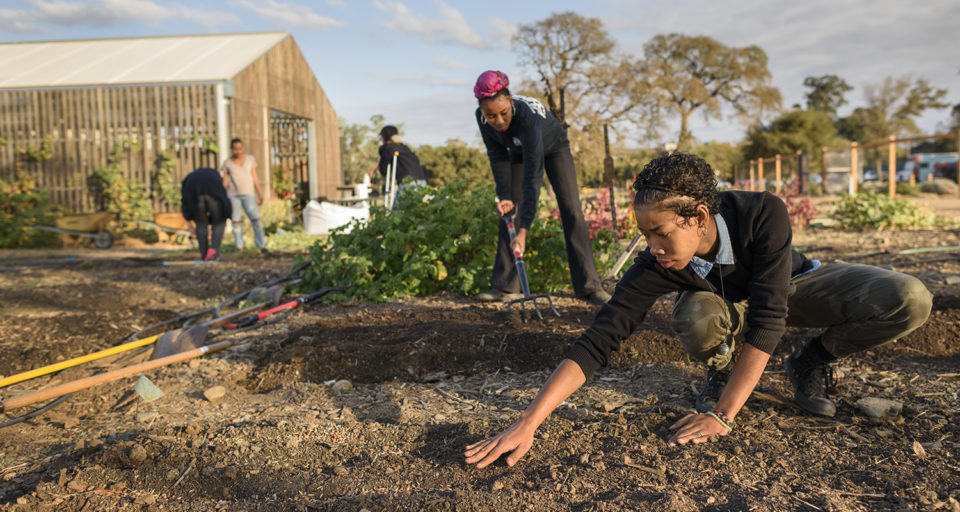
[
  {"xmin": 476, "ymin": 96, "xmax": 569, "ymax": 230},
  {"xmin": 378, "ymin": 143, "xmax": 426, "ymax": 184},
  {"xmin": 565, "ymin": 191, "xmax": 813, "ymax": 379},
  {"xmin": 181, "ymin": 167, "xmax": 232, "ymax": 222}
]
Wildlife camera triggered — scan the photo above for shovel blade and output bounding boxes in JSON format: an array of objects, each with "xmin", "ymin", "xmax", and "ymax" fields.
[{"xmin": 150, "ymin": 325, "xmax": 208, "ymax": 360}]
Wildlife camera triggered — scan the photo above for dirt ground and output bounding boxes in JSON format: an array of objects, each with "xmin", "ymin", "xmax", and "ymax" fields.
[{"xmin": 1, "ymin": 196, "xmax": 960, "ymax": 511}]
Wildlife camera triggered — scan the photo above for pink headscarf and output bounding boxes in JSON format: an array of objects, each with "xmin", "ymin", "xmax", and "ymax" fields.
[{"xmin": 473, "ymin": 70, "xmax": 509, "ymax": 99}]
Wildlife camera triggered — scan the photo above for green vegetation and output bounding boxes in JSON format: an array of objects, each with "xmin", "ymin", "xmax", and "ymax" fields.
[
  {"xmin": 832, "ymin": 193, "xmax": 941, "ymax": 230},
  {"xmin": 0, "ymin": 172, "xmax": 63, "ymax": 248},
  {"xmin": 416, "ymin": 140, "xmax": 490, "ymax": 186},
  {"xmin": 89, "ymin": 142, "xmax": 152, "ymax": 222},
  {"xmin": 153, "ymin": 151, "xmax": 181, "ymax": 209},
  {"xmin": 301, "ymin": 181, "xmax": 619, "ymax": 302}
]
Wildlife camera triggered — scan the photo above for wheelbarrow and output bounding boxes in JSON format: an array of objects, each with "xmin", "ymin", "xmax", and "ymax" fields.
[
  {"xmin": 135, "ymin": 213, "xmax": 193, "ymax": 244},
  {"xmin": 32, "ymin": 211, "xmax": 115, "ymax": 249}
]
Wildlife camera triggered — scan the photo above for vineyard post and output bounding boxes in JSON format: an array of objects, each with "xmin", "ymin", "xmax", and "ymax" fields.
[
  {"xmin": 775, "ymin": 154, "xmax": 782, "ymax": 193},
  {"xmin": 758, "ymin": 158, "xmax": 764, "ymax": 191},
  {"xmin": 888, "ymin": 135, "xmax": 896, "ymax": 199},
  {"xmin": 850, "ymin": 142, "xmax": 859, "ymax": 195},
  {"xmin": 821, "ymin": 147, "xmax": 828, "ymax": 195}
]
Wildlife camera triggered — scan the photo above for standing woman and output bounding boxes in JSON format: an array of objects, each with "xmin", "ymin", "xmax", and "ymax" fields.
[
  {"xmin": 375, "ymin": 125, "xmax": 427, "ymax": 206},
  {"xmin": 473, "ymin": 70, "xmax": 609, "ymax": 304}
]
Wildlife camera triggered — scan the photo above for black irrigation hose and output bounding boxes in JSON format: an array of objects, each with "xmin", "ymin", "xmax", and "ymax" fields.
[{"xmin": 0, "ymin": 395, "xmax": 70, "ymax": 429}]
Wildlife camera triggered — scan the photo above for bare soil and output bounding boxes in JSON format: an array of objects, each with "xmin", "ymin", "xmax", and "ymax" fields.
[{"xmin": 1, "ymin": 198, "xmax": 960, "ymax": 511}]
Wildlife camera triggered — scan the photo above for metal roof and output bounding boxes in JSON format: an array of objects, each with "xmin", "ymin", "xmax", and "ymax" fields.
[{"xmin": 0, "ymin": 32, "xmax": 289, "ymax": 89}]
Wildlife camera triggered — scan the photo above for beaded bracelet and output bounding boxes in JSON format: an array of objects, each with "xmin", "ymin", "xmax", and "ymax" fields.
[{"xmin": 705, "ymin": 409, "xmax": 733, "ymax": 431}]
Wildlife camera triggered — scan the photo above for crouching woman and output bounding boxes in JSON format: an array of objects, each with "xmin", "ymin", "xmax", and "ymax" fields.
[{"xmin": 465, "ymin": 153, "xmax": 931, "ymax": 467}]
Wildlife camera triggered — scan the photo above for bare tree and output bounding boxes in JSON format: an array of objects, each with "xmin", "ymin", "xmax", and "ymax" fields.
[
  {"xmin": 641, "ymin": 33, "xmax": 781, "ymax": 152},
  {"xmin": 513, "ymin": 12, "xmax": 614, "ymax": 126}
]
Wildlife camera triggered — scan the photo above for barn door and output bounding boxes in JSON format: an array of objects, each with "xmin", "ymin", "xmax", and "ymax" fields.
[{"xmin": 269, "ymin": 111, "xmax": 311, "ymax": 207}]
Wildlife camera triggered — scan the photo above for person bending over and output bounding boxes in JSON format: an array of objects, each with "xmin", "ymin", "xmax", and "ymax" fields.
[
  {"xmin": 473, "ymin": 70, "xmax": 609, "ymax": 305},
  {"xmin": 181, "ymin": 167, "xmax": 232, "ymax": 262},
  {"xmin": 465, "ymin": 153, "xmax": 931, "ymax": 467}
]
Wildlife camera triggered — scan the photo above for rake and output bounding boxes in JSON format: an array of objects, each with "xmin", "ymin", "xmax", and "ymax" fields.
[{"xmin": 501, "ymin": 215, "xmax": 560, "ymax": 322}]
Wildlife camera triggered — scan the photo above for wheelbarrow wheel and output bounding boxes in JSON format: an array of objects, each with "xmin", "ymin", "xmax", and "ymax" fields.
[{"xmin": 94, "ymin": 230, "xmax": 114, "ymax": 249}]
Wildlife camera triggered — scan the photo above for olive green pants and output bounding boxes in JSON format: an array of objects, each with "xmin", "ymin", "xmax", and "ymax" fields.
[{"xmin": 670, "ymin": 263, "xmax": 933, "ymax": 369}]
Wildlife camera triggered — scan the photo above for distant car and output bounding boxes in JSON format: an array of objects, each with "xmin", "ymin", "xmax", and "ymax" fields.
[{"xmin": 862, "ymin": 170, "xmax": 878, "ymax": 182}]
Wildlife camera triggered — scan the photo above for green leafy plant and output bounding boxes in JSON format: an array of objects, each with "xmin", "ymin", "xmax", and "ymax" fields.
[
  {"xmin": 271, "ymin": 165, "xmax": 297, "ymax": 200},
  {"xmin": 832, "ymin": 192, "xmax": 940, "ymax": 230},
  {"xmin": 895, "ymin": 182, "xmax": 921, "ymax": 197},
  {"xmin": 89, "ymin": 142, "xmax": 153, "ymax": 222},
  {"xmin": 301, "ymin": 181, "xmax": 619, "ymax": 302},
  {"xmin": 920, "ymin": 178, "xmax": 956, "ymax": 195},
  {"xmin": 0, "ymin": 171, "xmax": 63, "ymax": 248},
  {"xmin": 153, "ymin": 151, "xmax": 181, "ymax": 208}
]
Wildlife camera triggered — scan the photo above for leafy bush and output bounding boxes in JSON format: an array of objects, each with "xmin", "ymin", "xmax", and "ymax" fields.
[
  {"xmin": 89, "ymin": 143, "xmax": 152, "ymax": 222},
  {"xmin": 416, "ymin": 140, "xmax": 491, "ymax": 187},
  {"xmin": 577, "ymin": 187, "xmax": 635, "ymax": 239},
  {"xmin": 301, "ymin": 181, "xmax": 619, "ymax": 301},
  {"xmin": 920, "ymin": 178, "xmax": 956, "ymax": 195},
  {"xmin": 831, "ymin": 193, "xmax": 940, "ymax": 230},
  {"xmin": 895, "ymin": 182, "xmax": 921, "ymax": 197},
  {"xmin": 153, "ymin": 151, "xmax": 181, "ymax": 209},
  {"xmin": 0, "ymin": 174, "xmax": 63, "ymax": 248},
  {"xmin": 776, "ymin": 188, "xmax": 819, "ymax": 230}
]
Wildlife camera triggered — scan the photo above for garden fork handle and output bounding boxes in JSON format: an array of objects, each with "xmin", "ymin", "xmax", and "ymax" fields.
[{"xmin": 502, "ymin": 215, "xmax": 533, "ymax": 298}]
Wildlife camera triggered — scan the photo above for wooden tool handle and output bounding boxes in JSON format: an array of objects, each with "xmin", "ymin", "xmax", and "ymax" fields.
[{"xmin": 0, "ymin": 341, "xmax": 233, "ymax": 413}]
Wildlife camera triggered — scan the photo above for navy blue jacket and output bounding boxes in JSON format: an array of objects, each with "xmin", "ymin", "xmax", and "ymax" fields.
[
  {"xmin": 476, "ymin": 96, "xmax": 569, "ymax": 230},
  {"xmin": 181, "ymin": 168, "xmax": 232, "ymax": 221},
  {"xmin": 566, "ymin": 191, "xmax": 814, "ymax": 379},
  {"xmin": 378, "ymin": 142, "xmax": 426, "ymax": 184}
]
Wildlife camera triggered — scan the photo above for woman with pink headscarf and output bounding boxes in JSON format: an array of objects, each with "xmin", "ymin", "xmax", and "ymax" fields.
[{"xmin": 474, "ymin": 70, "xmax": 610, "ymax": 305}]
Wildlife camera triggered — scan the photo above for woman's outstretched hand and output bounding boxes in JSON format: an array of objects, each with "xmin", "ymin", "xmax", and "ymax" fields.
[
  {"xmin": 667, "ymin": 413, "xmax": 730, "ymax": 445},
  {"xmin": 464, "ymin": 419, "xmax": 536, "ymax": 469}
]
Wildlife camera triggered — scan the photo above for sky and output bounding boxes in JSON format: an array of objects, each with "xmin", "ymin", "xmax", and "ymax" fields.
[{"xmin": 1, "ymin": 0, "xmax": 958, "ymax": 149}]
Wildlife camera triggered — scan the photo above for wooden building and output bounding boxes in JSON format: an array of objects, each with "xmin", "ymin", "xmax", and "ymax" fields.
[{"xmin": 0, "ymin": 32, "xmax": 340, "ymax": 212}]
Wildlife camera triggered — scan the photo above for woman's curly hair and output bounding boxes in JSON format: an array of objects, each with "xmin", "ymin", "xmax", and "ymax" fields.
[{"xmin": 632, "ymin": 153, "xmax": 720, "ymax": 220}]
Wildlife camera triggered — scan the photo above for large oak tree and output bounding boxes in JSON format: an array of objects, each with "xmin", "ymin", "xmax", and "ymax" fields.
[{"xmin": 641, "ymin": 34, "xmax": 781, "ymax": 152}]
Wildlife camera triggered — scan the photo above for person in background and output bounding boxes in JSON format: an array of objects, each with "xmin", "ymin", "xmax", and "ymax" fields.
[
  {"xmin": 221, "ymin": 138, "xmax": 267, "ymax": 254},
  {"xmin": 473, "ymin": 70, "xmax": 610, "ymax": 305},
  {"xmin": 376, "ymin": 125, "xmax": 427, "ymax": 207},
  {"xmin": 181, "ymin": 167, "xmax": 232, "ymax": 262},
  {"xmin": 464, "ymin": 153, "xmax": 932, "ymax": 468}
]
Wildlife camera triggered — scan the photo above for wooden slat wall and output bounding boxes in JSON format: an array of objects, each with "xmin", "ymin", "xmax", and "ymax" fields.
[
  {"xmin": 0, "ymin": 84, "xmax": 219, "ymax": 213},
  {"xmin": 230, "ymin": 36, "xmax": 341, "ymax": 201}
]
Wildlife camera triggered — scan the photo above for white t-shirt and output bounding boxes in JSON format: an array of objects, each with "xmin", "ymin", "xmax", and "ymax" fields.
[{"xmin": 221, "ymin": 155, "xmax": 257, "ymax": 196}]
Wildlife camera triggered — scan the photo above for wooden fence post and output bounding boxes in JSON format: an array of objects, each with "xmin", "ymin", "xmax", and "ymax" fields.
[
  {"xmin": 758, "ymin": 158, "xmax": 765, "ymax": 191},
  {"xmin": 749, "ymin": 159, "xmax": 755, "ymax": 191},
  {"xmin": 775, "ymin": 154, "xmax": 782, "ymax": 193},
  {"xmin": 888, "ymin": 135, "xmax": 896, "ymax": 198},
  {"xmin": 821, "ymin": 146, "xmax": 828, "ymax": 194},
  {"xmin": 850, "ymin": 142, "xmax": 859, "ymax": 194}
]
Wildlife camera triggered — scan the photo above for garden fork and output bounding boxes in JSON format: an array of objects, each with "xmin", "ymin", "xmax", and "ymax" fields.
[{"xmin": 501, "ymin": 215, "xmax": 560, "ymax": 322}]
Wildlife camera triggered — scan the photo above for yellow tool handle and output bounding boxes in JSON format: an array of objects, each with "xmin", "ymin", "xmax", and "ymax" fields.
[
  {"xmin": 0, "ymin": 302, "xmax": 271, "ymax": 390},
  {"xmin": 0, "ymin": 335, "xmax": 160, "ymax": 389},
  {"xmin": 0, "ymin": 340, "xmax": 232, "ymax": 413}
]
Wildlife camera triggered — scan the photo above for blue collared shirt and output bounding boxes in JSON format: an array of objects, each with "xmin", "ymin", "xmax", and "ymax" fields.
[{"xmin": 689, "ymin": 214, "xmax": 735, "ymax": 279}]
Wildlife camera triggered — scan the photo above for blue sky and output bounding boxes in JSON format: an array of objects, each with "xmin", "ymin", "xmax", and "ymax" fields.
[{"xmin": 1, "ymin": 0, "xmax": 958, "ymax": 148}]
